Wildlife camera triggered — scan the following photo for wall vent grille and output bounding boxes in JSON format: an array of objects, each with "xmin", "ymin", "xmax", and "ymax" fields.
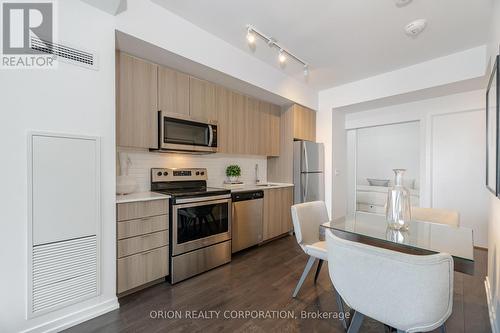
[
  {"xmin": 31, "ymin": 236, "xmax": 98, "ymax": 314},
  {"xmin": 30, "ymin": 37, "xmax": 98, "ymax": 70}
]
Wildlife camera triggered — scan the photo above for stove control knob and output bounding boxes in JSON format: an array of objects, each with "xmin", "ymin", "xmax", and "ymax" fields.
[
  {"xmin": 157, "ymin": 171, "xmax": 162, "ymax": 176},
  {"xmin": 163, "ymin": 171, "xmax": 168, "ymax": 176},
  {"xmin": 196, "ymin": 171, "xmax": 200, "ymax": 175},
  {"xmin": 201, "ymin": 171, "xmax": 205, "ymax": 175}
]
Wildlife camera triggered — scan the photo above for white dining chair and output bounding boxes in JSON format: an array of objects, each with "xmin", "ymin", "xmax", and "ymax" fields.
[
  {"xmin": 412, "ymin": 207, "xmax": 460, "ymax": 227},
  {"xmin": 326, "ymin": 229, "xmax": 453, "ymax": 333},
  {"xmin": 290, "ymin": 201, "xmax": 329, "ymax": 298}
]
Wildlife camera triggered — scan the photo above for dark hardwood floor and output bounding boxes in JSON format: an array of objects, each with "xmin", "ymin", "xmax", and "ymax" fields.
[{"xmin": 66, "ymin": 236, "xmax": 490, "ymax": 333}]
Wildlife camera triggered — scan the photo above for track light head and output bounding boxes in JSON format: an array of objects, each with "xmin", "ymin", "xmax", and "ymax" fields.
[
  {"xmin": 246, "ymin": 28, "xmax": 256, "ymax": 45},
  {"xmin": 303, "ymin": 65, "xmax": 309, "ymax": 76},
  {"xmin": 279, "ymin": 49, "xmax": 287, "ymax": 64}
]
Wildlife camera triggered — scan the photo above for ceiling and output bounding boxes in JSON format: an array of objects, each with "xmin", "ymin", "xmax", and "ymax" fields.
[{"xmin": 152, "ymin": 0, "xmax": 491, "ymax": 91}]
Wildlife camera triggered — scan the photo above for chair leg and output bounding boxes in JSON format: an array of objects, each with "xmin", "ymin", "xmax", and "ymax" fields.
[
  {"xmin": 314, "ymin": 259, "xmax": 324, "ymax": 283},
  {"xmin": 333, "ymin": 286, "xmax": 348, "ymax": 331},
  {"xmin": 347, "ymin": 311, "xmax": 364, "ymax": 333},
  {"xmin": 440, "ymin": 324, "xmax": 446, "ymax": 333},
  {"xmin": 292, "ymin": 256, "xmax": 316, "ymax": 298}
]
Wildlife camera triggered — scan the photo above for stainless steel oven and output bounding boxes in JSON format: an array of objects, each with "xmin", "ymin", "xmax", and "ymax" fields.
[
  {"xmin": 172, "ymin": 195, "xmax": 231, "ymax": 256},
  {"xmin": 159, "ymin": 112, "xmax": 217, "ymax": 153},
  {"xmin": 151, "ymin": 168, "xmax": 231, "ymax": 284}
]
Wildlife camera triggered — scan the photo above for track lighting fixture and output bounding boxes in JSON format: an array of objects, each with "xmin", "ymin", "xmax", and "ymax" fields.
[{"xmin": 245, "ymin": 25, "xmax": 309, "ymax": 76}]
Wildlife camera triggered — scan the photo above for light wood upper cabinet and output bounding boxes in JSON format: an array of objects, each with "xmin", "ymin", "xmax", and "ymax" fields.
[
  {"xmin": 293, "ymin": 104, "xmax": 316, "ymax": 142},
  {"xmin": 215, "ymin": 86, "xmax": 247, "ymax": 155},
  {"xmin": 215, "ymin": 85, "xmax": 231, "ymax": 153},
  {"xmin": 158, "ymin": 65, "xmax": 189, "ymax": 117},
  {"xmin": 229, "ymin": 91, "xmax": 247, "ymax": 154},
  {"xmin": 215, "ymin": 91, "xmax": 281, "ymax": 156},
  {"xmin": 246, "ymin": 97, "xmax": 260, "ymax": 155},
  {"xmin": 190, "ymin": 77, "xmax": 217, "ymax": 122},
  {"xmin": 116, "ymin": 52, "xmax": 158, "ymax": 149},
  {"xmin": 263, "ymin": 187, "xmax": 294, "ymax": 241},
  {"xmin": 268, "ymin": 103, "xmax": 281, "ymax": 156}
]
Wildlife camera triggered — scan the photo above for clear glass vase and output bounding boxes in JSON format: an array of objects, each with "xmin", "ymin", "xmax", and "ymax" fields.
[{"xmin": 386, "ymin": 169, "xmax": 411, "ymax": 230}]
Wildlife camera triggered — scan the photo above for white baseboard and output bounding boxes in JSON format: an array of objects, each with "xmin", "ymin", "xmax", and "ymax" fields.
[
  {"xmin": 20, "ymin": 297, "xmax": 119, "ymax": 333},
  {"xmin": 485, "ymin": 277, "xmax": 499, "ymax": 333}
]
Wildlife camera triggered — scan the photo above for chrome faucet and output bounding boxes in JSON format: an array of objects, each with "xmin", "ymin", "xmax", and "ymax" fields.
[{"xmin": 255, "ymin": 164, "xmax": 260, "ymax": 184}]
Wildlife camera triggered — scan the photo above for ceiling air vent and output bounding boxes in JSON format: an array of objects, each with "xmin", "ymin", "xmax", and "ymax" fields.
[{"xmin": 30, "ymin": 37, "xmax": 99, "ymax": 70}]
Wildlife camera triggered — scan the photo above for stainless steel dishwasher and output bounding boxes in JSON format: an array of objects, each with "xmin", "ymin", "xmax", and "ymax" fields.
[{"xmin": 231, "ymin": 190, "xmax": 264, "ymax": 253}]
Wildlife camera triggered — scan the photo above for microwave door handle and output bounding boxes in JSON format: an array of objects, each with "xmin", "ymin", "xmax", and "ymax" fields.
[
  {"xmin": 158, "ymin": 111, "xmax": 163, "ymax": 148},
  {"xmin": 208, "ymin": 125, "xmax": 214, "ymax": 147}
]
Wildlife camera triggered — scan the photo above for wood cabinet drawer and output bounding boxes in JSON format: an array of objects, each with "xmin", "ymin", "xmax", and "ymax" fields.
[
  {"xmin": 117, "ymin": 215, "xmax": 168, "ymax": 240},
  {"xmin": 117, "ymin": 230, "xmax": 169, "ymax": 258},
  {"xmin": 117, "ymin": 199, "xmax": 168, "ymax": 221},
  {"xmin": 117, "ymin": 246, "xmax": 168, "ymax": 293}
]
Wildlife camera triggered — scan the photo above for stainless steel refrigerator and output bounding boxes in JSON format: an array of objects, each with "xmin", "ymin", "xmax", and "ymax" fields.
[{"xmin": 293, "ymin": 141, "xmax": 325, "ymax": 204}]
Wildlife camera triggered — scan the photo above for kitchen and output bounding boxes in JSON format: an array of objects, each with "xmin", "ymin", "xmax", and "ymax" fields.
[{"xmin": 114, "ymin": 49, "xmax": 323, "ymax": 291}]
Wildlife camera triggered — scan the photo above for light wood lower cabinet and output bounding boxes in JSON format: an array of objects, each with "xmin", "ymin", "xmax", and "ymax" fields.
[
  {"xmin": 116, "ymin": 199, "xmax": 169, "ymax": 295},
  {"xmin": 117, "ymin": 215, "xmax": 168, "ymax": 240},
  {"xmin": 117, "ymin": 246, "xmax": 169, "ymax": 294},
  {"xmin": 117, "ymin": 230, "xmax": 168, "ymax": 258},
  {"xmin": 263, "ymin": 187, "xmax": 294, "ymax": 241},
  {"xmin": 117, "ymin": 199, "xmax": 168, "ymax": 222}
]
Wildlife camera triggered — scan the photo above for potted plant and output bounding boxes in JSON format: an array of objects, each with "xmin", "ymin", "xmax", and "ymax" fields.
[{"xmin": 226, "ymin": 165, "xmax": 241, "ymax": 183}]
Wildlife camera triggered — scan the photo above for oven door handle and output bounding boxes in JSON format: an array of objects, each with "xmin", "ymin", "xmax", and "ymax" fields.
[{"xmin": 174, "ymin": 195, "xmax": 231, "ymax": 206}]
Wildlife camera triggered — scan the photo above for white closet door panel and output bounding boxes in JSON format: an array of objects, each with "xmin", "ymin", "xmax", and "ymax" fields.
[{"xmin": 32, "ymin": 134, "xmax": 99, "ymax": 245}]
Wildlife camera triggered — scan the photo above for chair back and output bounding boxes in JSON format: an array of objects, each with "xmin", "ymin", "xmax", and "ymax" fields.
[
  {"xmin": 326, "ymin": 230, "xmax": 453, "ymax": 332},
  {"xmin": 291, "ymin": 201, "xmax": 329, "ymax": 246},
  {"xmin": 412, "ymin": 207, "xmax": 460, "ymax": 227}
]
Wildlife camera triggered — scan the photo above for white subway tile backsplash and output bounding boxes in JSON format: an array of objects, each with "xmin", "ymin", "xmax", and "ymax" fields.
[{"xmin": 117, "ymin": 147, "xmax": 267, "ymax": 191}]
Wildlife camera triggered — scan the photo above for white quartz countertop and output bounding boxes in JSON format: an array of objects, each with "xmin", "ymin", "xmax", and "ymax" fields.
[
  {"xmin": 116, "ymin": 191, "xmax": 170, "ymax": 204},
  {"xmin": 227, "ymin": 183, "xmax": 294, "ymax": 193}
]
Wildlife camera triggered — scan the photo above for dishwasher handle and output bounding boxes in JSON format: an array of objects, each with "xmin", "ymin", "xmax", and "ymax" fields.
[{"xmin": 232, "ymin": 190, "xmax": 264, "ymax": 202}]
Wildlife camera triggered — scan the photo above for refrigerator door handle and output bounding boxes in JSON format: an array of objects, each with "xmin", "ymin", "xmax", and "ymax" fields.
[
  {"xmin": 303, "ymin": 142, "xmax": 309, "ymax": 172},
  {"xmin": 302, "ymin": 173, "xmax": 309, "ymax": 202}
]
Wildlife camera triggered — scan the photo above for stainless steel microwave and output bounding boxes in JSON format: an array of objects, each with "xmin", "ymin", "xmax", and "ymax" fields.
[{"xmin": 157, "ymin": 112, "xmax": 218, "ymax": 153}]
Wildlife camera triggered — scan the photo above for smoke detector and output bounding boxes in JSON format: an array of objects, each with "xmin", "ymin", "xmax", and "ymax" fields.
[
  {"xmin": 404, "ymin": 19, "xmax": 427, "ymax": 37},
  {"xmin": 395, "ymin": 0, "xmax": 413, "ymax": 7}
]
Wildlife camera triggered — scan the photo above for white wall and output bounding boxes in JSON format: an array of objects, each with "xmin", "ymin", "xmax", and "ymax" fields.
[
  {"xmin": 356, "ymin": 122, "xmax": 420, "ymax": 187},
  {"xmin": 432, "ymin": 111, "xmax": 488, "ymax": 246},
  {"xmin": 486, "ymin": 0, "xmax": 500, "ymax": 331},
  {"xmin": 0, "ymin": 1, "xmax": 117, "ymax": 332},
  {"xmin": 344, "ymin": 90, "xmax": 489, "ymax": 248},
  {"xmin": 118, "ymin": 148, "xmax": 268, "ymax": 190}
]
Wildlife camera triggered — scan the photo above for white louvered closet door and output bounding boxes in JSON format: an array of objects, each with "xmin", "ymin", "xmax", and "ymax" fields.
[{"xmin": 28, "ymin": 133, "xmax": 100, "ymax": 317}]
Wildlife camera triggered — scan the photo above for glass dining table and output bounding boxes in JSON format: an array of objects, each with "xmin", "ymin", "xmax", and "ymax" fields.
[{"xmin": 321, "ymin": 212, "xmax": 474, "ymax": 275}]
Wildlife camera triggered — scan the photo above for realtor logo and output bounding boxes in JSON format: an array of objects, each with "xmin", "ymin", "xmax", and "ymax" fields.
[{"xmin": 1, "ymin": 1, "xmax": 56, "ymax": 68}]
